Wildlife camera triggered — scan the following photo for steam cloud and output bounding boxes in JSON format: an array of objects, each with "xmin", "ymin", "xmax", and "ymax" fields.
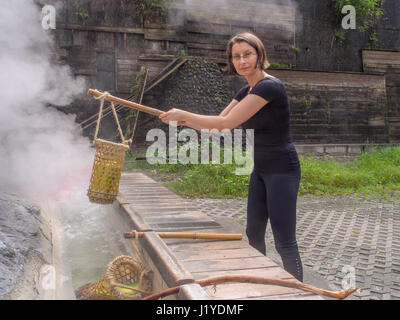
[
  {"xmin": 0, "ymin": 0, "xmax": 299, "ymax": 201},
  {"xmin": 0, "ymin": 0, "xmax": 93, "ymax": 201}
]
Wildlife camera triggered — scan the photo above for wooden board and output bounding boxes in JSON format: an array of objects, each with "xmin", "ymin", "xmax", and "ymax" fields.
[
  {"xmin": 170, "ymin": 0, "xmax": 295, "ymax": 26},
  {"xmin": 190, "ymin": 266, "xmax": 310, "ymax": 300},
  {"xmin": 191, "ymin": 267, "xmax": 293, "ymax": 281},
  {"xmin": 362, "ymin": 49, "xmax": 400, "ymax": 74},
  {"xmin": 361, "ymin": 50, "xmax": 400, "ymax": 140},
  {"xmin": 181, "ymin": 256, "xmax": 278, "ymax": 274},
  {"xmin": 68, "ymin": 47, "xmax": 96, "ymax": 75},
  {"xmin": 203, "ymin": 282, "xmax": 304, "ymax": 300},
  {"xmin": 115, "ymin": 49, "xmax": 140, "ymax": 94},
  {"xmin": 117, "ymin": 172, "xmax": 323, "ymax": 300},
  {"xmin": 266, "ymin": 69, "xmax": 389, "ymax": 143},
  {"xmin": 56, "ymin": 23, "xmax": 145, "ymax": 35},
  {"xmin": 175, "ymin": 247, "xmax": 263, "ymax": 262},
  {"xmin": 168, "ymin": 240, "xmax": 250, "ymax": 252},
  {"xmin": 269, "ymin": 69, "xmax": 387, "ymax": 88},
  {"xmin": 243, "ymin": 293, "xmax": 320, "ymax": 300},
  {"xmin": 181, "ymin": 257, "xmax": 308, "ymax": 299},
  {"xmin": 142, "ymin": 231, "xmax": 194, "ymax": 287}
]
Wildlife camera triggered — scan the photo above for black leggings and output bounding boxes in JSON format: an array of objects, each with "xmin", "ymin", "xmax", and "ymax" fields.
[{"xmin": 246, "ymin": 168, "xmax": 303, "ymax": 282}]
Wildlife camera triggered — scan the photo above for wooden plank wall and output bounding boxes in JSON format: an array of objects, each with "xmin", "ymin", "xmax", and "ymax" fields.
[
  {"xmin": 362, "ymin": 50, "xmax": 400, "ymax": 142},
  {"xmin": 167, "ymin": 0, "xmax": 296, "ymax": 66},
  {"xmin": 267, "ymin": 69, "xmax": 389, "ymax": 144},
  {"xmin": 52, "ymin": 0, "xmax": 295, "ymax": 96}
]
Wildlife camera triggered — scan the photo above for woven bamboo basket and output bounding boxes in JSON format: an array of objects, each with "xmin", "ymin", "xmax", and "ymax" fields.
[
  {"xmin": 75, "ymin": 255, "xmax": 152, "ymax": 300},
  {"xmin": 87, "ymin": 89, "xmax": 163, "ymax": 204},
  {"xmin": 87, "ymin": 139, "xmax": 129, "ymax": 204}
]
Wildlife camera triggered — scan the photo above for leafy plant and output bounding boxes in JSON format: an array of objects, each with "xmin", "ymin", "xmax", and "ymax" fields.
[
  {"xmin": 129, "ymin": 68, "xmax": 147, "ymax": 95},
  {"xmin": 124, "ymin": 68, "xmax": 148, "ymax": 140},
  {"xmin": 74, "ymin": 5, "xmax": 89, "ymax": 24},
  {"xmin": 269, "ymin": 62, "xmax": 291, "ymax": 69},
  {"xmin": 332, "ymin": 0, "xmax": 386, "ymax": 42},
  {"xmin": 133, "ymin": 0, "xmax": 167, "ymax": 27},
  {"xmin": 334, "ymin": 28, "xmax": 347, "ymax": 41},
  {"xmin": 176, "ymin": 49, "xmax": 187, "ymax": 57}
]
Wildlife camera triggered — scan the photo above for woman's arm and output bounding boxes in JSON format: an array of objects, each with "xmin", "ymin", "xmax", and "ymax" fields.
[
  {"xmin": 176, "ymin": 120, "xmax": 205, "ymax": 131},
  {"xmin": 219, "ymin": 99, "xmax": 239, "ymax": 117},
  {"xmin": 159, "ymin": 94, "xmax": 269, "ymax": 131},
  {"xmin": 174, "ymin": 99, "xmax": 240, "ymax": 130}
]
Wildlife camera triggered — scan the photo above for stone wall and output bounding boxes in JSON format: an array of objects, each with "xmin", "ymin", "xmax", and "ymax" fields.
[
  {"xmin": 0, "ymin": 192, "xmax": 52, "ymax": 299},
  {"xmin": 133, "ymin": 58, "xmax": 233, "ymax": 146}
]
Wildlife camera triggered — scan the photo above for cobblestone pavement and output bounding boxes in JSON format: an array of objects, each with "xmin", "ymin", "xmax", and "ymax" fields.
[{"xmin": 188, "ymin": 195, "xmax": 400, "ymax": 300}]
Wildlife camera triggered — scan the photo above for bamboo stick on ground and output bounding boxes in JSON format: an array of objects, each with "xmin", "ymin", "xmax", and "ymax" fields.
[
  {"xmin": 142, "ymin": 275, "xmax": 358, "ymax": 300},
  {"xmin": 124, "ymin": 231, "xmax": 242, "ymax": 240}
]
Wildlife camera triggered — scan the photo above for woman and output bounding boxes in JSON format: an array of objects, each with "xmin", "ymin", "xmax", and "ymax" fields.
[{"xmin": 159, "ymin": 32, "xmax": 303, "ymax": 282}]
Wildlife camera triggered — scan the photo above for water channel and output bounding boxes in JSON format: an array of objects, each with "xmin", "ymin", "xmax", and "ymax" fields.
[{"xmin": 42, "ymin": 192, "xmax": 135, "ymax": 299}]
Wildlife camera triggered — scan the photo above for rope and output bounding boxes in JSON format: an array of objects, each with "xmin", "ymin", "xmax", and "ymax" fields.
[
  {"xmin": 93, "ymin": 91, "xmax": 109, "ymax": 142},
  {"xmin": 93, "ymin": 91, "xmax": 131, "ymax": 145},
  {"xmin": 80, "ymin": 104, "xmax": 123, "ymax": 131},
  {"xmin": 110, "ymin": 102, "xmax": 128, "ymax": 144},
  {"xmin": 130, "ymin": 230, "xmax": 145, "ymax": 266}
]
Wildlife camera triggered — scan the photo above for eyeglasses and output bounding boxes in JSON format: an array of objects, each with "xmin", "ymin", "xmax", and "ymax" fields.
[{"xmin": 232, "ymin": 52, "xmax": 257, "ymax": 62}]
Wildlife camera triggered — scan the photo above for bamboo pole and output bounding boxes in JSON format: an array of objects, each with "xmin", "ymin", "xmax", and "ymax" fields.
[
  {"xmin": 143, "ymin": 275, "xmax": 358, "ymax": 300},
  {"xmin": 124, "ymin": 231, "xmax": 242, "ymax": 240},
  {"xmin": 88, "ymin": 89, "xmax": 163, "ymax": 117}
]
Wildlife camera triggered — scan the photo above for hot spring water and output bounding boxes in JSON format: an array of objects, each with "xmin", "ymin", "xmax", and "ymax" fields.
[{"xmin": 44, "ymin": 192, "xmax": 135, "ymax": 299}]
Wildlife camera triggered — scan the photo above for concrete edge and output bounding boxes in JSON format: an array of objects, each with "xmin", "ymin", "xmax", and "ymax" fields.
[
  {"xmin": 295, "ymin": 143, "xmax": 400, "ymax": 156},
  {"xmin": 115, "ymin": 195, "xmax": 153, "ymax": 232},
  {"xmin": 142, "ymin": 232, "xmax": 194, "ymax": 287}
]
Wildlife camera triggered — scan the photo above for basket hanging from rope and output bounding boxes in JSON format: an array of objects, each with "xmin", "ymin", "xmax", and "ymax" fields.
[
  {"xmin": 87, "ymin": 91, "xmax": 131, "ymax": 204},
  {"xmin": 87, "ymin": 89, "xmax": 164, "ymax": 204},
  {"xmin": 75, "ymin": 255, "xmax": 153, "ymax": 300}
]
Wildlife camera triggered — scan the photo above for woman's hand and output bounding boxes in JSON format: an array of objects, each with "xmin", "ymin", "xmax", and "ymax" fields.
[{"xmin": 159, "ymin": 108, "xmax": 186, "ymax": 126}]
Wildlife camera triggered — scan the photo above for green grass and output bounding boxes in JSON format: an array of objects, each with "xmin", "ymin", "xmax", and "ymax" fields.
[
  {"xmin": 125, "ymin": 147, "xmax": 250, "ymax": 198},
  {"xmin": 125, "ymin": 146, "xmax": 400, "ymax": 200},
  {"xmin": 300, "ymin": 146, "xmax": 400, "ymax": 199},
  {"xmin": 269, "ymin": 62, "xmax": 291, "ymax": 69}
]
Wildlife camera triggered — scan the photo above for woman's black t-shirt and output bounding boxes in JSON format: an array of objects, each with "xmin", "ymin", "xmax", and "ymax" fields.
[{"xmin": 233, "ymin": 76, "xmax": 300, "ymax": 173}]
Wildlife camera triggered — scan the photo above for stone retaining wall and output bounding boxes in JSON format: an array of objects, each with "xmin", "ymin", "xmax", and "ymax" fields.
[{"xmin": 0, "ymin": 192, "xmax": 52, "ymax": 299}]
